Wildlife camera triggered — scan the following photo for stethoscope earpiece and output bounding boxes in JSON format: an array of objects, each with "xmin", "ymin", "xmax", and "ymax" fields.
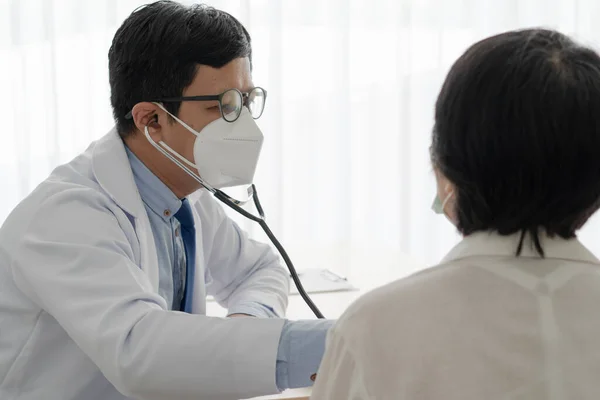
[{"xmin": 147, "ymin": 114, "xmax": 159, "ymax": 128}]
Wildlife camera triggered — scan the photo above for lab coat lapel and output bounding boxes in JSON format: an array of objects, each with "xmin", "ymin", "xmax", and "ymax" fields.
[{"xmin": 90, "ymin": 128, "xmax": 160, "ymax": 292}]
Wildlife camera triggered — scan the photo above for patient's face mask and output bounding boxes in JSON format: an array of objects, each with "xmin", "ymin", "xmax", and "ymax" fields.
[
  {"xmin": 148, "ymin": 104, "xmax": 264, "ymax": 189},
  {"xmin": 431, "ymin": 183, "xmax": 454, "ymax": 215}
]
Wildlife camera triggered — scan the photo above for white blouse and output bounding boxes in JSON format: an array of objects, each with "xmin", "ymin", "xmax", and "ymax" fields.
[{"xmin": 311, "ymin": 232, "xmax": 600, "ymax": 400}]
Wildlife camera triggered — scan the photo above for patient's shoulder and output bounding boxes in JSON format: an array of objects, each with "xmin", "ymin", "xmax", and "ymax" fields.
[{"xmin": 334, "ymin": 261, "xmax": 479, "ymax": 344}]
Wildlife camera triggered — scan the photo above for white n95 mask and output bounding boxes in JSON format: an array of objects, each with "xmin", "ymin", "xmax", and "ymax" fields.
[{"xmin": 149, "ymin": 104, "xmax": 264, "ymax": 189}]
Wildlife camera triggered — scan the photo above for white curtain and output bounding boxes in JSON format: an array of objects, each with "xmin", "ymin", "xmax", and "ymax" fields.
[{"xmin": 3, "ymin": 0, "xmax": 600, "ymax": 284}]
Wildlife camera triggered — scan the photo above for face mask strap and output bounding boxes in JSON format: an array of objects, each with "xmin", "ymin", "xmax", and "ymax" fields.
[
  {"xmin": 154, "ymin": 102, "xmax": 200, "ymax": 137},
  {"xmin": 143, "ymin": 125, "xmax": 216, "ymax": 194},
  {"xmin": 158, "ymin": 139, "xmax": 197, "ymax": 169},
  {"xmin": 151, "ymin": 103, "xmax": 203, "ymax": 170},
  {"xmin": 440, "ymin": 183, "xmax": 454, "ymax": 213},
  {"xmin": 441, "ymin": 190, "xmax": 453, "ymax": 211}
]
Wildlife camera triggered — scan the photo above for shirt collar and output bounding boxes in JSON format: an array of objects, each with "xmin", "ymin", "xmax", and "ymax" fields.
[
  {"xmin": 442, "ymin": 231, "xmax": 600, "ymax": 266},
  {"xmin": 126, "ymin": 147, "xmax": 182, "ymax": 222}
]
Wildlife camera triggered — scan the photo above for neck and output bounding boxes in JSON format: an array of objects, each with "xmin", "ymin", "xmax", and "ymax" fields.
[{"xmin": 124, "ymin": 132, "xmax": 201, "ymax": 199}]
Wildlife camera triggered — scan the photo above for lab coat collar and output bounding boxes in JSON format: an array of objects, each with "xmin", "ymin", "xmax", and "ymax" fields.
[
  {"xmin": 91, "ymin": 127, "xmax": 144, "ymax": 217},
  {"xmin": 442, "ymin": 231, "xmax": 600, "ymax": 266}
]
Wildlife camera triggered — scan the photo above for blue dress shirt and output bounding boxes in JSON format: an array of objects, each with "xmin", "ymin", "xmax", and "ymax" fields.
[
  {"xmin": 126, "ymin": 147, "xmax": 333, "ymax": 390},
  {"xmin": 127, "ymin": 147, "xmax": 184, "ymax": 309}
]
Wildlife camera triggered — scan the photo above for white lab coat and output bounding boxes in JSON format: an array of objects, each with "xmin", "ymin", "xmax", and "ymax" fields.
[
  {"xmin": 312, "ymin": 232, "xmax": 600, "ymax": 400},
  {"xmin": 0, "ymin": 129, "xmax": 290, "ymax": 400}
]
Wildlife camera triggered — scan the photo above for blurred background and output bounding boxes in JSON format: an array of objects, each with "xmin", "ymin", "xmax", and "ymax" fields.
[{"xmin": 3, "ymin": 0, "xmax": 600, "ymax": 284}]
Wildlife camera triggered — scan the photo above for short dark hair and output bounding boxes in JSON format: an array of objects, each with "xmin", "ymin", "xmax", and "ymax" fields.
[
  {"xmin": 431, "ymin": 28, "xmax": 600, "ymax": 255},
  {"xmin": 108, "ymin": 1, "xmax": 252, "ymax": 137}
]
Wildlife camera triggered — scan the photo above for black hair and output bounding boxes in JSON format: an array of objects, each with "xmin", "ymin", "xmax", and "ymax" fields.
[
  {"xmin": 108, "ymin": 1, "xmax": 252, "ymax": 137},
  {"xmin": 431, "ymin": 28, "xmax": 600, "ymax": 255}
]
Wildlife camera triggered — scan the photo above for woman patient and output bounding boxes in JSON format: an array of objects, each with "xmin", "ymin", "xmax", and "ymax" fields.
[{"xmin": 311, "ymin": 28, "xmax": 600, "ymax": 399}]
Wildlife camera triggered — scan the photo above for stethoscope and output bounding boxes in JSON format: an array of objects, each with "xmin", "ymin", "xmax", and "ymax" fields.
[{"xmin": 144, "ymin": 125, "xmax": 325, "ymax": 319}]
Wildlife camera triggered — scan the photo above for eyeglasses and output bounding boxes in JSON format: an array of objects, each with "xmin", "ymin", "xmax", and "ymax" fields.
[{"xmin": 125, "ymin": 87, "xmax": 267, "ymax": 123}]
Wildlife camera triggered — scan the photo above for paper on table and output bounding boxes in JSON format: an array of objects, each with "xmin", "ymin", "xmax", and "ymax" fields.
[
  {"xmin": 206, "ymin": 268, "xmax": 356, "ymax": 303},
  {"xmin": 290, "ymin": 268, "xmax": 356, "ymax": 295}
]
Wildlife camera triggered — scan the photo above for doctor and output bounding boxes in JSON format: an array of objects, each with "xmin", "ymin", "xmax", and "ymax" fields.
[{"xmin": 0, "ymin": 1, "xmax": 332, "ymax": 400}]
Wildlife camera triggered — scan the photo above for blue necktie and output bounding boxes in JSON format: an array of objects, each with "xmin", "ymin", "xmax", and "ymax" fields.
[{"xmin": 174, "ymin": 198, "xmax": 196, "ymax": 313}]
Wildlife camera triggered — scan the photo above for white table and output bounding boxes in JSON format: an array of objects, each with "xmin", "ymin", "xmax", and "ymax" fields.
[{"xmin": 205, "ymin": 249, "xmax": 426, "ymax": 400}]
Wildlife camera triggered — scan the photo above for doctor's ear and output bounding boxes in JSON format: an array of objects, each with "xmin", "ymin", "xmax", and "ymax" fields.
[{"xmin": 130, "ymin": 102, "xmax": 162, "ymax": 134}]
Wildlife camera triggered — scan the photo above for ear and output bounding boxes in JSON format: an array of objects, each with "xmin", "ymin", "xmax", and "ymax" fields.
[
  {"xmin": 434, "ymin": 167, "xmax": 455, "ymax": 196},
  {"xmin": 131, "ymin": 102, "xmax": 166, "ymax": 140},
  {"xmin": 433, "ymin": 167, "xmax": 459, "ymax": 224}
]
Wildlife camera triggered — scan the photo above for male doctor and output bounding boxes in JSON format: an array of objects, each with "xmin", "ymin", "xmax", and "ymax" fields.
[{"xmin": 0, "ymin": 2, "xmax": 332, "ymax": 399}]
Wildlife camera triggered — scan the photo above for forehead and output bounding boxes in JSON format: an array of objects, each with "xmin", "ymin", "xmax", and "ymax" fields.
[{"xmin": 184, "ymin": 57, "xmax": 253, "ymax": 95}]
